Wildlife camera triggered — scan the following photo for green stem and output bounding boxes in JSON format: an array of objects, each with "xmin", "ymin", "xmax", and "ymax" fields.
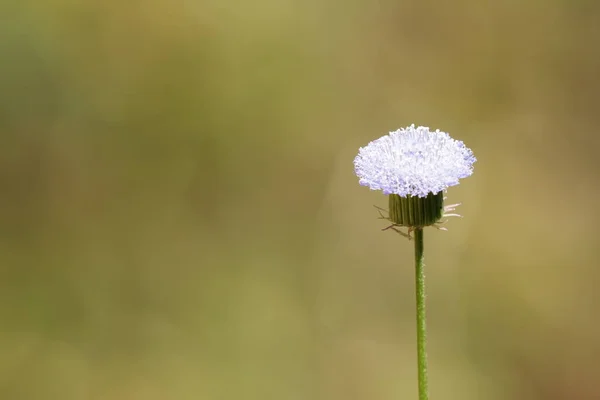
[{"xmin": 414, "ymin": 228, "xmax": 429, "ymax": 400}]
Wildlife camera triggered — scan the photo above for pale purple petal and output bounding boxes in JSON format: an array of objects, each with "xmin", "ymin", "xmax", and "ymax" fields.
[{"xmin": 354, "ymin": 125, "xmax": 476, "ymax": 197}]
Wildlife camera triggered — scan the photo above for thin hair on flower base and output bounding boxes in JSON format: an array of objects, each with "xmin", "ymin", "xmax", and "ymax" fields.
[{"xmin": 353, "ymin": 124, "xmax": 475, "ymax": 400}]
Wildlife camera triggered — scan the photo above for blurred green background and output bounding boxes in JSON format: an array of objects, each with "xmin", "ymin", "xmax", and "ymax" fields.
[{"xmin": 1, "ymin": 0, "xmax": 600, "ymax": 399}]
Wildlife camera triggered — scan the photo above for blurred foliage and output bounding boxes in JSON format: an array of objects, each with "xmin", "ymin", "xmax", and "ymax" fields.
[{"xmin": 1, "ymin": 0, "xmax": 600, "ymax": 399}]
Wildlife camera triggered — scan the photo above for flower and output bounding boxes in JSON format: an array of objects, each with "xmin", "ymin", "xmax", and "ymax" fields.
[{"xmin": 354, "ymin": 125, "xmax": 476, "ymax": 198}]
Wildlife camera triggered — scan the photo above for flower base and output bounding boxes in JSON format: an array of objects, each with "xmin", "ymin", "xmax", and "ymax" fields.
[{"xmin": 388, "ymin": 192, "xmax": 444, "ymax": 228}]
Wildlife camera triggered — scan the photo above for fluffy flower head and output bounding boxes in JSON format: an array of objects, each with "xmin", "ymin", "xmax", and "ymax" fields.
[{"xmin": 354, "ymin": 125, "xmax": 476, "ymax": 197}]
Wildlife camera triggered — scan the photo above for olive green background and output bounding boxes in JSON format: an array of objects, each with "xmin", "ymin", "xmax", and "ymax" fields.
[{"xmin": 1, "ymin": 1, "xmax": 599, "ymax": 399}]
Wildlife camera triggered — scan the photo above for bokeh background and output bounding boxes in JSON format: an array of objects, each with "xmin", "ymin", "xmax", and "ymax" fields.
[{"xmin": 1, "ymin": 0, "xmax": 600, "ymax": 399}]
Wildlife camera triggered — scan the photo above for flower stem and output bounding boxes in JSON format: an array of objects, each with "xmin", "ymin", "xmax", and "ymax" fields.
[{"xmin": 414, "ymin": 228, "xmax": 429, "ymax": 400}]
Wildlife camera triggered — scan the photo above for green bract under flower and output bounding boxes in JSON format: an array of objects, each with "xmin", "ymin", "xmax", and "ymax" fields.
[
  {"xmin": 354, "ymin": 125, "xmax": 476, "ymax": 198},
  {"xmin": 388, "ymin": 192, "xmax": 444, "ymax": 228}
]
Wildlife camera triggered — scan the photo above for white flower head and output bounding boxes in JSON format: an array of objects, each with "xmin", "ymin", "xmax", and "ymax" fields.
[{"xmin": 354, "ymin": 125, "xmax": 476, "ymax": 197}]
